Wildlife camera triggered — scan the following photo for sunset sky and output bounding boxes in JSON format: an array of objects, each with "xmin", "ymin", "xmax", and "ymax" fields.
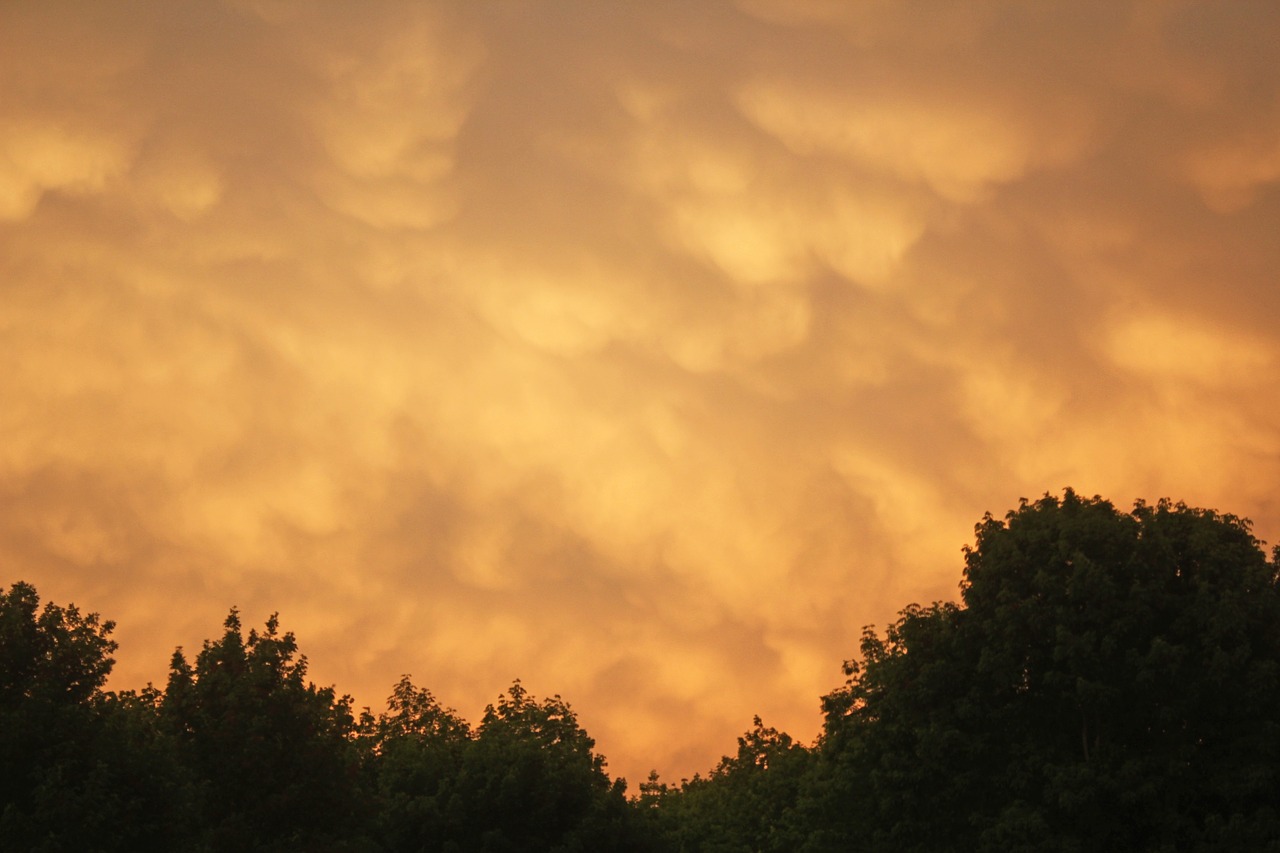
[{"xmin": 4, "ymin": 0, "xmax": 1280, "ymax": 785}]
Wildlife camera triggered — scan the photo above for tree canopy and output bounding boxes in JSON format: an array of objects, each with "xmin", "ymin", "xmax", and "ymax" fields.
[
  {"xmin": 4, "ymin": 489, "xmax": 1280, "ymax": 850},
  {"xmin": 161, "ymin": 609, "xmax": 368, "ymax": 851},
  {"xmin": 0, "ymin": 581, "xmax": 182, "ymax": 850},
  {"xmin": 809, "ymin": 490, "xmax": 1280, "ymax": 851}
]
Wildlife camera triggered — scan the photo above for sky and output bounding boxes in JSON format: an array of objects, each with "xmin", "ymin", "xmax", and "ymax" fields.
[{"xmin": 3, "ymin": 0, "xmax": 1280, "ymax": 785}]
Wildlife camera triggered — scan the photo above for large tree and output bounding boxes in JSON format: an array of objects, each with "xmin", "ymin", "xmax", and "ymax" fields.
[
  {"xmin": 366, "ymin": 675, "xmax": 658, "ymax": 852},
  {"xmin": 445, "ymin": 681, "xmax": 645, "ymax": 852},
  {"xmin": 0, "ymin": 581, "xmax": 185, "ymax": 850},
  {"xmin": 809, "ymin": 491, "xmax": 1280, "ymax": 852},
  {"xmin": 0, "ymin": 580, "xmax": 117, "ymax": 846},
  {"xmin": 161, "ymin": 609, "xmax": 371, "ymax": 851},
  {"xmin": 365, "ymin": 676, "xmax": 472, "ymax": 852},
  {"xmin": 642, "ymin": 717, "xmax": 812, "ymax": 853}
]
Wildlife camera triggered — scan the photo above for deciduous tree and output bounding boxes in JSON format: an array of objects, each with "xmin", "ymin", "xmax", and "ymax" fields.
[
  {"xmin": 810, "ymin": 491, "xmax": 1280, "ymax": 851},
  {"xmin": 161, "ymin": 609, "xmax": 371, "ymax": 851}
]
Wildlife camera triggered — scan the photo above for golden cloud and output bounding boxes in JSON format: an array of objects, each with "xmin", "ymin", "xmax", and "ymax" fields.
[{"xmin": 3, "ymin": 0, "xmax": 1280, "ymax": 785}]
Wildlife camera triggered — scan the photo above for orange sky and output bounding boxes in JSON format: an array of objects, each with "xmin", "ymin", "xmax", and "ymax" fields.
[{"xmin": 3, "ymin": 0, "xmax": 1280, "ymax": 786}]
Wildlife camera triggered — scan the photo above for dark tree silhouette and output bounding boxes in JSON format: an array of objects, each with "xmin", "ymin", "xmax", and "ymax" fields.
[
  {"xmin": 161, "ymin": 609, "xmax": 371, "ymax": 852},
  {"xmin": 366, "ymin": 676, "xmax": 472, "ymax": 852},
  {"xmin": 0, "ymin": 581, "xmax": 184, "ymax": 850},
  {"xmin": 444, "ymin": 680, "xmax": 646, "ymax": 852},
  {"xmin": 6, "ymin": 489, "xmax": 1279, "ymax": 851},
  {"xmin": 368, "ymin": 676, "xmax": 653, "ymax": 851},
  {"xmin": 807, "ymin": 491, "xmax": 1280, "ymax": 852},
  {"xmin": 642, "ymin": 716, "xmax": 812, "ymax": 852}
]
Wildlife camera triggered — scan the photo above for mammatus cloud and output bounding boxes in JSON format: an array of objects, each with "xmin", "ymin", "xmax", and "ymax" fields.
[{"xmin": 3, "ymin": 0, "xmax": 1279, "ymax": 783}]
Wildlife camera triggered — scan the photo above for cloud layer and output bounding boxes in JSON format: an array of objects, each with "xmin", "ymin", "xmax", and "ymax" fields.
[{"xmin": 4, "ymin": 0, "xmax": 1280, "ymax": 783}]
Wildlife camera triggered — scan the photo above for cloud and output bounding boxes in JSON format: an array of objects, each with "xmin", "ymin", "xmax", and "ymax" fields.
[
  {"xmin": 3, "ymin": 0, "xmax": 1280, "ymax": 784},
  {"xmin": 1100, "ymin": 311, "xmax": 1275, "ymax": 386}
]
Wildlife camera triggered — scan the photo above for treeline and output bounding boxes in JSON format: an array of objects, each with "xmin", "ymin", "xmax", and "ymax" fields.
[
  {"xmin": 1, "ymin": 592, "xmax": 642, "ymax": 852},
  {"xmin": 6, "ymin": 490, "xmax": 1280, "ymax": 851}
]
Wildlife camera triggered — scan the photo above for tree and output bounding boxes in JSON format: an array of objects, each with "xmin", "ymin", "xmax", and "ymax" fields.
[
  {"xmin": 161, "ymin": 609, "xmax": 372, "ymax": 851},
  {"xmin": 1, "ymin": 580, "xmax": 116, "ymax": 846},
  {"xmin": 0, "ymin": 580, "xmax": 116, "ymax": 707},
  {"xmin": 808, "ymin": 491, "xmax": 1280, "ymax": 852},
  {"xmin": 445, "ymin": 680, "xmax": 645, "ymax": 852},
  {"xmin": 366, "ymin": 676, "xmax": 472, "ymax": 852},
  {"xmin": 644, "ymin": 717, "xmax": 812, "ymax": 852},
  {"xmin": 0, "ymin": 581, "xmax": 185, "ymax": 850}
]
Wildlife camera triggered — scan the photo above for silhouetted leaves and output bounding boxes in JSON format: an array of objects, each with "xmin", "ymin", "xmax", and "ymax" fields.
[
  {"xmin": 161, "ymin": 609, "xmax": 371, "ymax": 852},
  {"xmin": 0, "ymin": 581, "xmax": 183, "ymax": 850},
  {"xmin": 6, "ymin": 489, "xmax": 1280, "ymax": 850},
  {"xmin": 644, "ymin": 717, "xmax": 812, "ymax": 852},
  {"xmin": 808, "ymin": 491, "xmax": 1280, "ymax": 851}
]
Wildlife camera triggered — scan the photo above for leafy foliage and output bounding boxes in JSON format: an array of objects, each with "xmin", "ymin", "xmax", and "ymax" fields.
[
  {"xmin": 161, "ymin": 609, "xmax": 370, "ymax": 851},
  {"xmin": 6, "ymin": 489, "xmax": 1280, "ymax": 850},
  {"xmin": 0, "ymin": 581, "xmax": 182, "ymax": 850},
  {"xmin": 643, "ymin": 717, "xmax": 812, "ymax": 852},
  {"xmin": 365, "ymin": 676, "xmax": 472, "ymax": 851},
  {"xmin": 809, "ymin": 491, "xmax": 1280, "ymax": 851},
  {"xmin": 426, "ymin": 680, "xmax": 644, "ymax": 852}
]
